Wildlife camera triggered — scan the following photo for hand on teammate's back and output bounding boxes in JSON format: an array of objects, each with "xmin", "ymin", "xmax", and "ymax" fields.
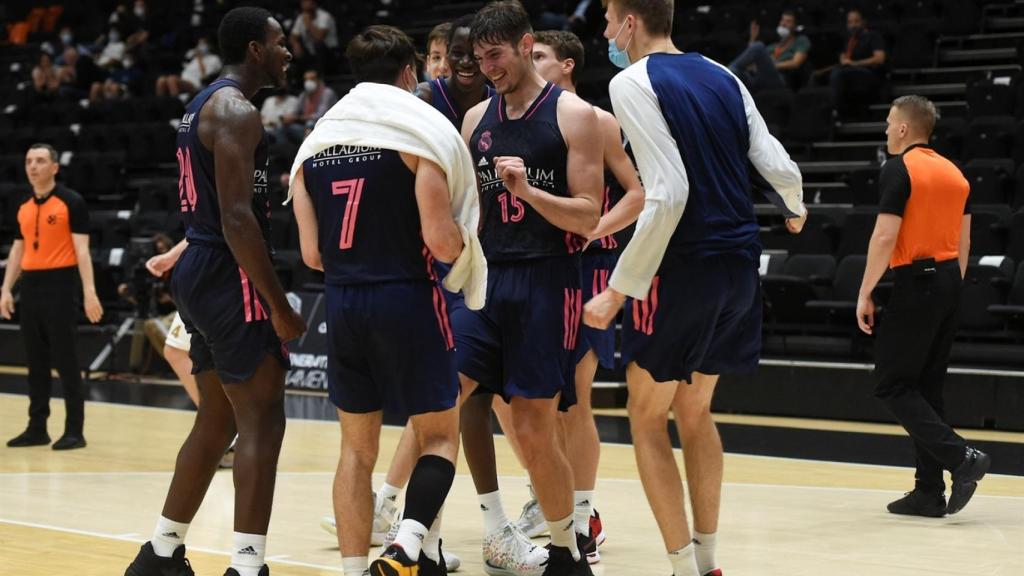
[
  {"xmin": 146, "ymin": 252, "xmax": 175, "ymax": 277},
  {"xmin": 272, "ymin": 305, "xmax": 307, "ymax": 343},
  {"xmin": 584, "ymin": 288, "xmax": 626, "ymax": 329},
  {"xmin": 785, "ymin": 209, "xmax": 807, "ymax": 234}
]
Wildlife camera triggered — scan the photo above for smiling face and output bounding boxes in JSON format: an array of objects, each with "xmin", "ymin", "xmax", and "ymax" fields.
[
  {"xmin": 259, "ymin": 18, "xmax": 292, "ymax": 89},
  {"xmin": 474, "ymin": 33, "xmax": 532, "ymax": 95},
  {"xmin": 447, "ymin": 26, "xmax": 482, "ymax": 89}
]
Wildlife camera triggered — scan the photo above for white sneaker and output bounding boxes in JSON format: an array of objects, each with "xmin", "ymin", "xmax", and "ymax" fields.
[
  {"xmin": 319, "ymin": 515, "xmax": 337, "ymax": 536},
  {"xmin": 384, "ymin": 514, "xmax": 462, "ymax": 572},
  {"xmin": 371, "ymin": 492, "xmax": 399, "ymax": 546},
  {"xmin": 482, "ymin": 523, "xmax": 549, "ymax": 576},
  {"xmin": 218, "ymin": 435, "xmax": 237, "ymax": 469},
  {"xmin": 317, "ymin": 490, "xmax": 398, "ymax": 543},
  {"xmin": 513, "ymin": 498, "xmax": 548, "ymax": 538}
]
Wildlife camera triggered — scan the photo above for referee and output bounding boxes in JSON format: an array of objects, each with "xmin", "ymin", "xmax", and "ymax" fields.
[
  {"xmin": 1, "ymin": 143, "xmax": 103, "ymax": 450},
  {"xmin": 857, "ymin": 96, "xmax": 990, "ymax": 518}
]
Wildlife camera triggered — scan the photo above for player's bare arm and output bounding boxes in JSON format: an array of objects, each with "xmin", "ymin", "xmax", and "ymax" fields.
[
  {"xmin": 590, "ymin": 108, "xmax": 644, "ymax": 241},
  {"xmin": 203, "ymin": 89, "xmax": 305, "ymax": 341},
  {"xmin": 289, "ymin": 165, "xmax": 323, "ymax": 271}
]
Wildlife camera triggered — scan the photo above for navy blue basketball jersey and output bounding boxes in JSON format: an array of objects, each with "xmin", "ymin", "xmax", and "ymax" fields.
[
  {"xmin": 175, "ymin": 78, "xmax": 271, "ymax": 249},
  {"xmin": 303, "ymin": 146, "xmax": 436, "ymax": 285},
  {"xmin": 429, "ymin": 78, "xmax": 495, "ymax": 129},
  {"xmin": 469, "ymin": 82, "xmax": 585, "ymax": 262}
]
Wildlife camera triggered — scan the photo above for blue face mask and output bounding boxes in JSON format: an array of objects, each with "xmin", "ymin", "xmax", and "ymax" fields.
[{"xmin": 607, "ymin": 19, "xmax": 633, "ymax": 69}]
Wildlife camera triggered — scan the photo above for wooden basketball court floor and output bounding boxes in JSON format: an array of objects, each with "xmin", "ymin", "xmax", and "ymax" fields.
[{"xmin": 2, "ymin": 392, "xmax": 1023, "ymax": 576}]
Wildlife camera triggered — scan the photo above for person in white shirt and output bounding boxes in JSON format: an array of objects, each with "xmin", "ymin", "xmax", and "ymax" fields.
[
  {"xmin": 260, "ymin": 90, "xmax": 299, "ymax": 132},
  {"xmin": 290, "ymin": 0, "xmax": 339, "ymax": 59},
  {"xmin": 582, "ymin": 2, "xmax": 806, "ymax": 576},
  {"xmin": 155, "ymin": 37, "xmax": 223, "ymax": 98}
]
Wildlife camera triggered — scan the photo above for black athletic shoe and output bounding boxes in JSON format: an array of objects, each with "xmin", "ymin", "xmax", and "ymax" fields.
[
  {"xmin": 224, "ymin": 566, "xmax": 269, "ymax": 576},
  {"xmin": 124, "ymin": 542, "xmax": 195, "ymax": 576},
  {"xmin": 576, "ymin": 530, "xmax": 599, "ymax": 564},
  {"xmin": 947, "ymin": 447, "xmax": 991, "ymax": 515},
  {"xmin": 370, "ymin": 544, "xmax": 418, "ymax": 576},
  {"xmin": 887, "ymin": 489, "xmax": 946, "ymax": 517},
  {"xmin": 52, "ymin": 433, "xmax": 86, "ymax": 450},
  {"xmin": 6, "ymin": 428, "xmax": 50, "ymax": 447},
  {"xmin": 542, "ymin": 545, "xmax": 593, "ymax": 576},
  {"xmin": 418, "ymin": 548, "xmax": 448, "ymax": 576}
]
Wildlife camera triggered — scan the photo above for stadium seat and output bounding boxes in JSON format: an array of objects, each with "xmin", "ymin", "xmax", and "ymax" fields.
[
  {"xmin": 805, "ymin": 254, "xmax": 868, "ymax": 325},
  {"xmin": 960, "ymin": 258, "xmax": 1014, "ymax": 331},
  {"xmin": 970, "ymin": 206, "xmax": 1010, "ymax": 255},
  {"xmin": 1007, "ymin": 210, "xmax": 1024, "ymax": 262},
  {"xmin": 845, "ymin": 168, "xmax": 880, "ymax": 206},
  {"xmin": 784, "ymin": 87, "xmax": 834, "ymax": 144},
  {"xmin": 929, "ymin": 117, "xmax": 965, "ymax": 160},
  {"xmin": 963, "ymin": 159, "xmax": 1014, "ymax": 205},
  {"xmin": 988, "ymin": 262, "xmax": 1024, "ymax": 326},
  {"xmin": 762, "ymin": 254, "xmax": 838, "ymax": 326},
  {"xmin": 963, "ymin": 116, "xmax": 1015, "ymax": 161},
  {"xmin": 754, "ymin": 88, "xmax": 794, "ymax": 137},
  {"xmin": 837, "ymin": 210, "xmax": 877, "ymax": 259},
  {"xmin": 967, "ymin": 80, "xmax": 1016, "ymax": 118}
]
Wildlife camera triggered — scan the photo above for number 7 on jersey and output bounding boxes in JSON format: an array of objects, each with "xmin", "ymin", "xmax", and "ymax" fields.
[{"xmin": 332, "ymin": 178, "xmax": 365, "ymax": 250}]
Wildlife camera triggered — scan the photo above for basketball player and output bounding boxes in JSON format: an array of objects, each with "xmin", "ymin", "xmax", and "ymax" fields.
[
  {"xmin": 124, "ymin": 8, "xmax": 305, "ymax": 576},
  {"xmin": 457, "ymin": 2, "xmax": 604, "ymax": 573},
  {"xmin": 512, "ymin": 29, "xmax": 644, "ymax": 564},
  {"xmin": 290, "ymin": 25, "xmax": 466, "ymax": 576},
  {"xmin": 583, "ymin": 2, "xmax": 805, "ymax": 576},
  {"xmin": 147, "ymin": 238, "xmax": 236, "ymax": 469}
]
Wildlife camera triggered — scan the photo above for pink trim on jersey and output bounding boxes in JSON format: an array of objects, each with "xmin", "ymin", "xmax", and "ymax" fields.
[
  {"xmin": 423, "ymin": 247, "xmax": 455, "ymax": 351},
  {"xmin": 435, "ymin": 78, "xmax": 459, "ymax": 120},
  {"xmin": 563, "ymin": 288, "xmax": 582, "ymax": 350},
  {"xmin": 498, "ymin": 95, "xmax": 505, "ymax": 122},
  {"xmin": 524, "ymin": 83, "xmax": 556, "ymax": 121},
  {"xmin": 239, "ymin": 267, "xmax": 253, "ymax": 323}
]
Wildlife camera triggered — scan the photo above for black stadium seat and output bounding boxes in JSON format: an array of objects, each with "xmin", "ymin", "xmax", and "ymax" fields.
[
  {"xmin": 963, "ymin": 159, "xmax": 1013, "ymax": 205},
  {"xmin": 963, "ymin": 116, "xmax": 1015, "ymax": 161},
  {"xmin": 967, "ymin": 80, "xmax": 1016, "ymax": 118},
  {"xmin": 959, "ymin": 258, "xmax": 1015, "ymax": 331},
  {"xmin": 988, "ymin": 262, "xmax": 1024, "ymax": 326}
]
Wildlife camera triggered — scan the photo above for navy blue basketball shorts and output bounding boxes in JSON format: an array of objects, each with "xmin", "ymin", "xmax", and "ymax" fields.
[
  {"xmin": 325, "ymin": 281, "xmax": 459, "ymax": 417},
  {"xmin": 451, "ymin": 256, "xmax": 581, "ymax": 408},
  {"xmin": 171, "ymin": 244, "xmax": 289, "ymax": 384},
  {"xmin": 575, "ymin": 250, "xmax": 618, "ymax": 369},
  {"xmin": 621, "ymin": 250, "xmax": 762, "ymax": 384}
]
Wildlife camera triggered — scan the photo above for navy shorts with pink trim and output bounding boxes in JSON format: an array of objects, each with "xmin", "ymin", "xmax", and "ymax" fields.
[
  {"xmin": 170, "ymin": 243, "xmax": 289, "ymax": 384},
  {"xmin": 451, "ymin": 256, "xmax": 580, "ymax": 408},
  {"xmin": 326, "ymin": 280, "xmax": 459, "ymax": 416},
  {"xmin": 574, "ymin": 250, "xmax": 618, "ymax": 369},
  {"xmin": 621, "ymin": 250, "xmax": 762, "ymax": 383}
]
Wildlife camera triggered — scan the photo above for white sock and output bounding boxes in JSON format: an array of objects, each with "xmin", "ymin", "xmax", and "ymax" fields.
[
  {"xmin": 378, "ymin": 483, "xmax": 402, "ymax": 507},
  {"xmin": 574, "ymin": 490, "xmax": 594, "ymax": 536},
  {"xmin": 230, "ymin": 532, "xmax": 266, "ymax": 576},
  {"xmin": 422, "ymin": 507, "xmax": 444, "ymax": 563},
  {"xmin": 548, "ymin": 513, "xmax": 580, "ymax": 561},
  {"xmin": 527, "ymin": 483, "xmax": 537, "ymax": 501},
  {"xmin": 342, "ymin": 556, "xmax": 368, "ymax": 575},
  {"xmin": 152, "ymin": 516, "xmax": 189, "ymax": 557},
  {"xmin": 668, "ymin": 542, "xmax": 700, "ymax": 576},
  {"xmin": 392, "ymin": 518, "xmax": 428, "ymax": 560},
  {"xmin": 478, "ymin": 490, "xmax": 509, "ymax": 535},
  {"xmin": 693, "ymin": 531, "xmax": 717, "ymax": 574}
]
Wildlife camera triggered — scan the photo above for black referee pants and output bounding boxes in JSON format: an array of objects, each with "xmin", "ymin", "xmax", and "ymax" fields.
[
  {"xmin": 874, "ymin": 259, "xmax": 968, "ymax": 495},
  {"xmin": 19, "ymin": 268, "xmax": 86, "ymax": 436}
]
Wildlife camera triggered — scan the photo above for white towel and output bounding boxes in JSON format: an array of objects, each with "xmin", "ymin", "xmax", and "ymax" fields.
[{"xmin": 287, "ymin": 82, "xmax": 487, "ymax": 310}]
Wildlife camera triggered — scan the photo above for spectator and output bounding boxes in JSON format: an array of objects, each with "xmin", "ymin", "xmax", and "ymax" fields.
[
  {"xmin": 261, "ymin": 89, "xmax": 299, "ymax": 132},
  {"xmin": 32, "ymin": 52, "xmax": 61, "ymax": 96},
  {"xmin": 425, "ymin": 22, "xmax": 451, "ymax": 80},
  {"xmin": 57, "ymin": 46, "xmax": 103, "ymax": 99},
  {"xmin": 289, "ymin": 0, "xmax": 339, "ymax": 69},
  {"xmin": 117, "ymin": 233, "xmax": 175, "ymax": 313},
  {"xmin": 278, "ymin": 69, "xmax": 338, "ymax": 145},
  {"xmin": 107, "ymin": 0, "xmax": 151, "ymax": 51},
  {"xmin": 90, "ymin": 78, "xmax": 128, "ymax": 103},
  {"xmin": 96, "ymin": 27, "xmax": 127, "ymax": 68},
  {"xmin": 729, "ymin": 11, "xmax": 811, "ymax": 93},
  {"xmin": 155, "ymin": 37, "xmax": 222, "ymax": 98},
  {"xmin": 829, "ymin": 9, "xmax": 887, "ymax": 118}
]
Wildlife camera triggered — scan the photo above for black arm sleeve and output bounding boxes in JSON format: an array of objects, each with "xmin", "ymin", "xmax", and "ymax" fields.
[
  {"xmin": 63, "ymin": 189, "xmax": 91, "ymax": 234},
  {"xmin": 877, "ymin": 155, "xmax": 911, "ymax": 216}
]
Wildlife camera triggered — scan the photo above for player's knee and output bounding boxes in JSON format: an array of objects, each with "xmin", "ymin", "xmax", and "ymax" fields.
[{"xmin": 627, "ymin": 398, "xmax": 669, "ymax": 431}]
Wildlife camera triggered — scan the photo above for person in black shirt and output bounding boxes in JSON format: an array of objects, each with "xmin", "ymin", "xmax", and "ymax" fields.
[{"xmin": 829, "ymin": 9, "xmax": 887, "ymax": 118}]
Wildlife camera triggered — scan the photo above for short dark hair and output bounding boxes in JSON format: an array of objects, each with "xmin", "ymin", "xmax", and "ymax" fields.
[
  {"xmin": 28, "ymin": 143, "xmax": 58, "ymax": 162},
  {"xmin": 218, "ymin": 7, "xmax": 274, "ymax": 66},
  {"xmin": 471, "ymin": 0, "xmax": 532, "ymax": 48},
  {"xmin": 533, "ymin": 30, "xmax": 585, "ymax": 86},
  {"xmin": 446, "ymin": 14, "xmax": 475, "ymax": 47},
  {"xmin": 428, "ymin": 22, "xmax": 452, "ymax": 50},
  {"xmin": 603, "ymin": 0, "xmax": 674, "ymax": 37},
  {"xmin": 781, "ymin": 9, "xmax": 797, "ymax": 21},
  {"xmin": 346, "ymin": 25, "xmax": 418, "ymax": 84}
]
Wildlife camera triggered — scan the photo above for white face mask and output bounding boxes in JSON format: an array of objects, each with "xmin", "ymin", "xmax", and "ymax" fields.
[
  {"xmin": 109, "ymin": 30, "xmax": 121, "ymax": 43},
  {"xmin": 777, "ymin": 26, "xmax": 791, "ymax": 39},
  {"xmin": 304, "ymin": 79, "xmax": 319, "ymax": 93},
  {"xmin": 196, "ymin": 43, "xmax": 209, "ymax": 55},
  {"xmin": 60, "ymin": 32, "xmax": 73, "ymax": 45},
  {"xmin": 134, "ymin": 6, "xmax": 145, "ymax": 19}
]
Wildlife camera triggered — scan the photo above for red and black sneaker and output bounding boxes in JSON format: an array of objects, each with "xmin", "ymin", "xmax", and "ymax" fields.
[{"xmin": 588, "ymin": 509, "xmax": 605, "ymax": 548}]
